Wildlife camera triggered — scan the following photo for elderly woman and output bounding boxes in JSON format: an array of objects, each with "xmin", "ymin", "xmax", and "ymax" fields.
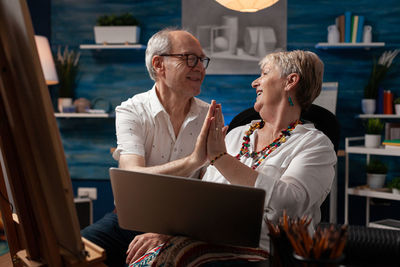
[
  {"xmin": 129, "ymin": 50, "xmax": 336, "ymax": 265},
  {"xmin": 202, "ymin": 50, "xmax": 337, "ymax": 251}
]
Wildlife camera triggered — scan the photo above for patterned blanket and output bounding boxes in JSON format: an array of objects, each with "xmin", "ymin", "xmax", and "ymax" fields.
[{"xmin": 131, "ymin": 236, "xmax": 269, "ymax": 267}]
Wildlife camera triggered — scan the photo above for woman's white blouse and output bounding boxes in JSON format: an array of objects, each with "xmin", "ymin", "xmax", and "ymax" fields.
[{"xmin": 202, "ymin": 121, "xmax": 337, "ymax": 250}]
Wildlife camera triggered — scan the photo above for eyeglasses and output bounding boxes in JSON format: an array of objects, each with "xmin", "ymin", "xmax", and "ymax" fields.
[{"xmin": 160, "ymin": 53, "xmax": 210, "ymax": 69}]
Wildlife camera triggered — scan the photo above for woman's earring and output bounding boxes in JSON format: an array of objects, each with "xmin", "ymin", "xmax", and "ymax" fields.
[{"xmin": 288, "ymin": 96, "xmax": 294, "ymax": 106}]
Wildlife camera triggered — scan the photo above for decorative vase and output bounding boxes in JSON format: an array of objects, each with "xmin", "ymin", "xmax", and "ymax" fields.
[
  {"xmin": 327, "ymin": 25, "xmax": 340, "ymax": 44},
  {"xmin": 58, "ymin": 97, "xmax": 74, "ymax": 113},
  {"xmin": 222, "ymin": 16, "xmax": 238, "ymax": 55},
  {"xmin": 363, "ymin": 25, "xmax": 372, "ymax": 43},
  {"xmin": 395, "ymin": 104, "xmax": 400, "ymax": 115},
  {"xmin": 365, "ymin": 134, "xmax": 381, "ymax": 148},
  {"xmin": 367, "ymin": 173, "xmax": 386, "ymax": 189},
  {"xmin": 361, "ymin": 99, "xmax": 376, "ymax": 114}
]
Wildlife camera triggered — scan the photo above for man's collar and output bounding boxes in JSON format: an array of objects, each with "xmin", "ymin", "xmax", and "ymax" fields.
[
  {"xmin": 149, "ymin": 84, "xmax": 198, "ymax": 118},
  {"xmin": 149, "ymin": 85, "xmax": 166, "ymax": 117}
]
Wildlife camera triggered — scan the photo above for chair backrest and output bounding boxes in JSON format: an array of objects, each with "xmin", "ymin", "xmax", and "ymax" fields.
[
  {"xmin": 228, "ymin": 104, "xmax": 340, "ymax": 153},
  {"xmin": 313, "ymin": 82, "xmax": 338, "ymax": 115},
  {"xmin": 227, "ymin": 104, "xmax": 340, "ymax": 223}
]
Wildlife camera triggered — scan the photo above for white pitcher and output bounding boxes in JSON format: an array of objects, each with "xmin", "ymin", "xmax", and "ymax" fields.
[
  {"xmin": 363, "ymin": 25, "xmax": 372, "ymax": 43},
  {"xmin": 327, "ymin": 25, "xmax": 340, "ymax": 44}
]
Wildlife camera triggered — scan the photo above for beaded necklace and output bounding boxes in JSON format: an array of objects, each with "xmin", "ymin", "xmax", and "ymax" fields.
[{"xmin": 235, "ymin": 119, "xmax": 303, "ymax": 169}]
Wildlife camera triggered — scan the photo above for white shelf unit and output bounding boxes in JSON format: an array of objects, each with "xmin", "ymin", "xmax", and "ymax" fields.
[
  {"xmin": 358, "ymin": 114, "xmax": 400, "ymax": 119},
  {"xmin": 315, "ymin": 42, "xmax": 385, "ymax": 49},
  {"xmin": 54, "ymin": 113, "xmax": 114, "ymax": 118},
  {"xmin": 345, "ymin": 136, "xmax": 400, "ymax": 226},
  {"xmin": 79, "ymin": 44, "xmax": 146, "ymax": 50}
]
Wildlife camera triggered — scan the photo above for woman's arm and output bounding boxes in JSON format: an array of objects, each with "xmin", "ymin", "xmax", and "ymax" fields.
[
  {"xmin": 209, "ymin": 154, "xmax": 258, "ymax": 186},
  {"xmin": 206, "ymin": 105, "xmax": 259, "ymax": 186},
  {"xmin": 257, "ymin": 135, "xmax": 337, "ymax": 221}
]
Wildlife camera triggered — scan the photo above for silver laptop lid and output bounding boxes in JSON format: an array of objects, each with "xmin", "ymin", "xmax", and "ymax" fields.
[{"xmin": 109, "ymin": 168, "xmax": 265, "ymax": 247}]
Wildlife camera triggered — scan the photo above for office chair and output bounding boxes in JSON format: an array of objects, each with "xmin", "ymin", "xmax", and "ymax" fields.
[
  {"xmin": 227, "ymin": 104, "xmax": 340, "ymax": 222},
  {"xmin": 317, "ymin": 223, "xmax": 400, "ymax": 266}
]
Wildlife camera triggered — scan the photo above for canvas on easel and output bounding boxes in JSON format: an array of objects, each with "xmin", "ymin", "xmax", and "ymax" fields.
[{"xmin": 0, "ymin": 0, "xmax": 105, "ymax": 265}]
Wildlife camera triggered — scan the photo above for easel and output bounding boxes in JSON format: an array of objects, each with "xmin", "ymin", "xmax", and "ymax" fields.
[{"xmin": 0, "ymin": 0, "xmax": 106, "ymax": 265}]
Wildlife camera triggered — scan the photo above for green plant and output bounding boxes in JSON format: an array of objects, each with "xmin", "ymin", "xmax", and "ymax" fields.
[
  {"xmin": 365, "ymin": 118, "xmax": 384, "ymax": 134},
  {"xmin": 55, "ymin": 46, "xmax": 80, "ymax": 98},
  {"xmin": 364, "ymin": 50, "xmax": 399, "ymax": 99},
  {"xmin": 394, "ymin": 97, "xmax": 400, "ymax": 105},
  {"xmin": 366, "ymin": 160, "xmax": 388, "ymax": 174},
  {"xmin": 96, "ymin": 13, "xmax": 139, "ymax": 26},
  {"xmin": 388, "ymin": 177, "xmax": 400, "ymax": 190}
]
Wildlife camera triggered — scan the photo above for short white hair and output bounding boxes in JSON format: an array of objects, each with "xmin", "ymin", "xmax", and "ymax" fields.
[
  {"xmin": 259, "ymin": 50, "xmax": 324, "ymax": 110},
  {"xmin": 145, "ymin": 27, "xmax": 181, "ymax": 81}
]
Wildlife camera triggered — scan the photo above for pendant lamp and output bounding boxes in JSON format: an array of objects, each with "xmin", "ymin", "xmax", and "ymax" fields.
[{"xmin": 215, "ymin": 0, "xmax": 279, "ymax": 12}]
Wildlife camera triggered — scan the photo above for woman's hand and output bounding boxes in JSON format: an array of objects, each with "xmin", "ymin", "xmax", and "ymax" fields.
[
  {"xmin": 207, "ymin": 104, "xmax": 228, "ymax": 160},
  {"xmin": 126, "ymin": 233, "xmax": 170, "ymax": 265},
  {"xmin": 189, "ymin": 100, "xmax": 216, "ymax": 168}
]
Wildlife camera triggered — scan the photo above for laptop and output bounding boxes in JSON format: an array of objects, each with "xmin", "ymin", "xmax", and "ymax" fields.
[{"xmin": 109, "ymin": 168, "xmax": 266, "ymax": 247}]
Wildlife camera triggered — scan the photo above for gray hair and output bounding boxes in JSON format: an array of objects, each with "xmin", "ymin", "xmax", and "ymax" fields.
[
  {"xmin": 145, "ymin": 27, "xmax": 181, "ymax": 81},
  {"xmin": 259, "ymin": 50, "xmax": 324, "ymax": 110}
]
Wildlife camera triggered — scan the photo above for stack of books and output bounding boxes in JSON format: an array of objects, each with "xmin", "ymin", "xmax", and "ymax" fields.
[
  {"xmin": 335, "ymin": 11, "xmax": 365, "ymax": 43},
  {"xmin": 382, "ymin": 139, "xmax": 400, "ymax": 149}
]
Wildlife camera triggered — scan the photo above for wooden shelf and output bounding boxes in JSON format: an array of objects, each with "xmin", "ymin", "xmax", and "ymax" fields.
[
  {"xmin": 358, "ymin": 114, "xmax": 400, "ymax": 119},
  {"xmin": 315, "ymin": 42, "xmax": 385, "ymax": 49},
  {"xmin": 79, "ymin": 44, "xmax": 146, "ymax": 50},
  {"xmin": 54, "ymin": 113, "xmax": 114, "ymax": 118},
  {"xmin": 348, "ymin": 187, "xmax": 400, "ymax": 201}
]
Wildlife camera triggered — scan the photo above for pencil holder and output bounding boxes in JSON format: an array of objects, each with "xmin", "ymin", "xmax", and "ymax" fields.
[{"xmin": 293, "ymin": 253, "xmax": 345, "ymax": 267}]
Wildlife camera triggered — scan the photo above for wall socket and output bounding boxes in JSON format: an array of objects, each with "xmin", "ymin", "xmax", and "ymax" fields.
[{"xmin": 77, "ymin": 187, "xmax": 97, "ymax": 200}]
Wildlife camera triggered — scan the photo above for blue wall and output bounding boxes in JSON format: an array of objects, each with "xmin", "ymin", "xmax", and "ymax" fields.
[{"xmin": 49, "ymin": 0, "xmax": 400, "ymax": 224}]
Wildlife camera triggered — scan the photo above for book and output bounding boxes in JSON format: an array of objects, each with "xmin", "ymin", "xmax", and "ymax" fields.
[
  {"xmin": 384, "ymin": 145, "xmax": 400, "ymax": 150},
  {"xmin": 356, "ymin": 15, "xmax": 365, "ymax": 42},
  {"xmin": 383, "ymin": 139, "xmax": 400, "ymax": 145},
  {"xmin": 351, "ymin": 15, "xmax": 359, "ymax": 43},
  {"xmin": 338, "ymin": 14, "xmax": 345, "ymax": 42},
  {"xmin": 384, "ymin": 90, "xmax": 394, "ymax": 114},
  {"xmin": 344, "ymin": 11, "xmax": 352, "ymax": 43},
  {"xmin": 383, "ymin": 139, "xmax": 400, "ymax": 149}
]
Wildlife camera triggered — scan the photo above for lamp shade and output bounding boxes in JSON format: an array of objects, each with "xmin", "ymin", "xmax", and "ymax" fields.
[
  {"xmin": 215, "ymin": 0, "xmax": 279, "ymax": 12},
  {"xmin": 34, "ymin": 35, "xmax": 58, "ymax": 85}
]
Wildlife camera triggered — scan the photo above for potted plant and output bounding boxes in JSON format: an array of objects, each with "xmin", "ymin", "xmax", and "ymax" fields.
[
  {"xmin": 94, "ymin": 13, "xmax": 140, "ymax": 44},
  {"xmin": 388, "ymin": 177, "xmax": 400, "ymax": 194},
  {"xmin": 362, "ymin": 50, "xmax": 399, "ymax": 114},
  {"xmin": 55, "ymin": 46, "xmax": 80, "ymax": 112},
  {"xmin": 394, "ymin": 97, "xmax": 400, "ymax": 115},
  {"xmin": 366, "ymin": 159, "xmax": 388, "ymax": 189},
  {"xmin": 364, "ymin": 118, "xmax": 384, "ymax": 148}
]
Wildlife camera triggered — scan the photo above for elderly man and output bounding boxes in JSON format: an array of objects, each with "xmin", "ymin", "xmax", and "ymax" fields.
[{"xmin": 81, "ymin": 28, "xmax": 213, "ymax": 266}]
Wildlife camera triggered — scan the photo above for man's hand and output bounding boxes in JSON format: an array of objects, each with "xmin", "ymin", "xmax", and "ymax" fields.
[
  {"xmin": 189, "ymin": 100, "xmax": 216, "ymax": 167},
  {"xmin": 126, "ymin": 233, "xmax": 170, "ymax": 265}
]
